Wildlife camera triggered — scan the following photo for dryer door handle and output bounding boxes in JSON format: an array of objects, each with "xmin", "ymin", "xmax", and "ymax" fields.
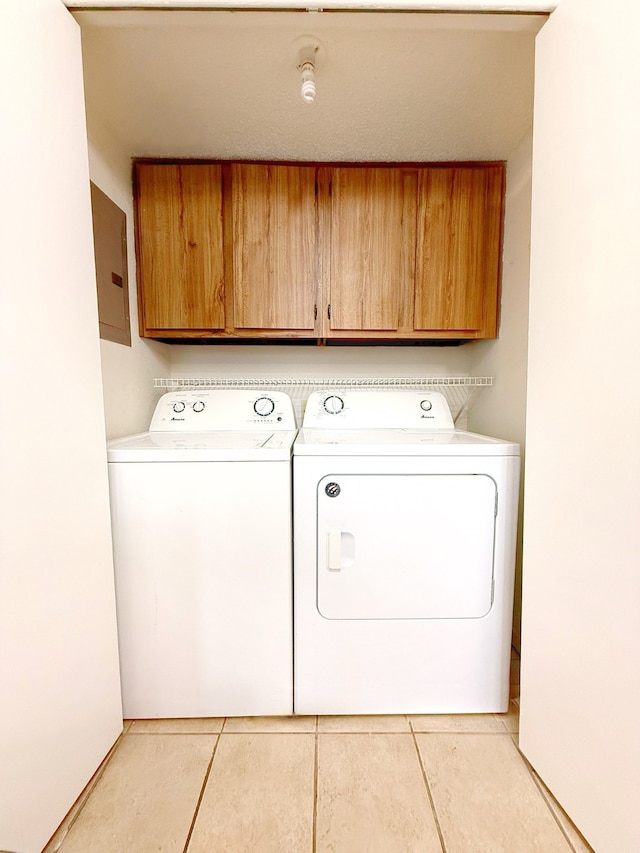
[
  {"xmin": 327, "ymin": 529, "xmax": 355, "ymax": 572},
  {"xmin": 327, "ymin": 529, "xmax": 342, "ymax": 571}
]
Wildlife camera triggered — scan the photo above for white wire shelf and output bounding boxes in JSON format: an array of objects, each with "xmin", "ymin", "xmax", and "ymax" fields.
[{"xmin": 152, "ymin": 376, "xmax": 493, "ymax": 425}]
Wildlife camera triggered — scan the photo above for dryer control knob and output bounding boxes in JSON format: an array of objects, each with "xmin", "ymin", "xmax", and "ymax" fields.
[
  {"xmin": 420, "ymin": 399, "xmax": 433, "ymax": 412},
  {"xmin": 172, "ymin": 401, "xmax": 186, "ymax": 413},
  {"xmin": 192, "ymin": 401, "xmax": 205, "ymax": 413},
  {"xmin": 323, "ymin": 395, "xmax": 345, "ymax": 415},
  {"xmin": 254, "ymin": 396, "xmax": 275, "ymax": 417}
]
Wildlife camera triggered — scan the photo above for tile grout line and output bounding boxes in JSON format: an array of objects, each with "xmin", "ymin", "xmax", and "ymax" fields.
[
  {"xmin": 495, "ymin": 710, "xmax": 512, "ymax": 734},
  {"xmin": 44, "ymin": 722, "xmax": 130, "ymax": 852},
  {"xmin": 522, "ymin": 751, "xmax": 592, "ymax": 853},
  {"xmin": 129, "ymin": 729, "xmax": 313, "ymax": 732},
  {"xmin": 409, "ymin": 723, "xmax": 448, "ymax": 853},
  {"xmin": 127, "ymin": 729, "xmax": 225, "ymax": 732},
  {"xmin": 182, "ymin": 722, "xmax": 225, "ymax": 853},
  {"xmin": 312, "ymin": 716, "xmax": 319, "ymax": 853}
]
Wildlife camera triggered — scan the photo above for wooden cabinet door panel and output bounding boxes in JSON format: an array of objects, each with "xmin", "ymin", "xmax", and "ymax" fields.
[
  {"xmin": 232, "ymin": 164, "xmax": 317, "ymax": 331},
  {"xmin": 415, "ymin": 165, "xmax": 504, "ymax": 335},
  {"xmin": 136, "ymin": 163, "xmax": 225, "ymax": 332},
  {"xmin": 328, "ymin": 167, "xmax": 416, "ymax": 332}
]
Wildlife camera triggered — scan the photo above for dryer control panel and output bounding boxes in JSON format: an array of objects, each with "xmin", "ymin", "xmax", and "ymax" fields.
[
  {"xmin": 150, "ymin": 390, "xmax": 297, "ymax": 431},
  {"xmin": 302, "ymin": 390, "xmax": 454, "ymax": 429}
]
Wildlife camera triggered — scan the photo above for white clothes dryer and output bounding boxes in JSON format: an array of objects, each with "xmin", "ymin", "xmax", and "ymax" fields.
[
  {"xmin": 293, "ymin": 390, "xmax": 520, "ymax": 715},
  {"xmin": 107, "ymin": 389, "xmax": 297, "ymax": 719}
]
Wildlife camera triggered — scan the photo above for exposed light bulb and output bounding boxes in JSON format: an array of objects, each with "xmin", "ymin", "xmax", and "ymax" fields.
[{"xmin": 300, "ymin": 61, "xmax": 316, "ymax": 103}]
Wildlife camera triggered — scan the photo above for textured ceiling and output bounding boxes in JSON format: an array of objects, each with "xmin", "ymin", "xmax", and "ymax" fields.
[{"xmin": 76, "ymin": 10, "xmax": 544, "ymax": 162}]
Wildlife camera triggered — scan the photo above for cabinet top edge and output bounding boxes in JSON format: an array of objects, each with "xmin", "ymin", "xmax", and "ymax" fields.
[{"xmin": 132, "ymin": 158, "xmax": 507, "ymax": 169}]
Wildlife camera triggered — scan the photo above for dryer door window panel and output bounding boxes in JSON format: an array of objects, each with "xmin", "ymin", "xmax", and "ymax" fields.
[{"xmin": 316, "ymin": 473, "xmax": 497, "ymax": 620}]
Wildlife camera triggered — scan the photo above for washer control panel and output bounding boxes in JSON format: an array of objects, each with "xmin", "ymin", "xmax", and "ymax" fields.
[
  {"xmin": 150, "ymin": 390, "xmax": 296, "ymax": 431},
  {"xmin": 302, "ymin": 390, "xmax": 455, "ymax": 429}
]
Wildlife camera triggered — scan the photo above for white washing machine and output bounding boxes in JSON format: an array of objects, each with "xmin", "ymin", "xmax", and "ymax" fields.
[
  {"xmin": 293, "ymin": 390, "xmax": 520, "ymax": 715},
  {"xmin": 107, "ymin": 389, "xmax": 297, "ymax": 719}
]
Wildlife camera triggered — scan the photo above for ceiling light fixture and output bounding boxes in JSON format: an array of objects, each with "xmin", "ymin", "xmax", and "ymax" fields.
[{"xmin": 293, "ymin": 35, "xmax": 324, "ymax": 105}]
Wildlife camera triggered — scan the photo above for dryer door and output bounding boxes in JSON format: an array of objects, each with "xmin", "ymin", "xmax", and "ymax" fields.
[{"xmin": 317, "ymin": 473, "xmax": 496, "ymax": 619}]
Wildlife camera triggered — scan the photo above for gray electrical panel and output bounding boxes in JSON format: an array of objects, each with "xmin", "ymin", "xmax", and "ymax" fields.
[{"xmin": 90, "ymin": 181, "xmax": 131, "ymax": 346}]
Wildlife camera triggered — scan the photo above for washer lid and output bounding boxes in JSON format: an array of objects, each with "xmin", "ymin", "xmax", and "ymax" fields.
[
  {"xmin": 294, "ymin": 428, "xmax": 519, "ymax": 457},
  {"xmin": 107, "ymin": 430, "xmax": 297, "ymax": 462}
]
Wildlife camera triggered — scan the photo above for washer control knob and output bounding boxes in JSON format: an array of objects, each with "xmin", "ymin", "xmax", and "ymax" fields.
[
  {"xmin": 254, "ymin": 396, "xmax": 275, "ymax": 417},
  {"xmin": 172, "ymin": 401, "xmax": 186, "ymax": 413},
  {"xmin": 420, "ymin": 399, "xmax": 433, "ymax": 412},
  {"xmin": 323, "ymin": 395, "xmax": 345, "ymax": 415},
  {"xmin": 192, "ymin": 401, "xmax": 205, "ymax": 413}
]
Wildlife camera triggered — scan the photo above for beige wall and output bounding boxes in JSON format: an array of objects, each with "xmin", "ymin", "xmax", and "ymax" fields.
[
  {"xmin": 520, "ymin": 1, "xmax": 640, "ymax": 849},
  {"xmin": 0, "ymin": 3, "xmax": 122, "ymax": 850},
  {"xmin": 468, "ymin": 132, "xmax": 531, "ymax": 446},
  {"xmin": 169, "ymin": 342, "xmax": 473, "ymax": 384}
]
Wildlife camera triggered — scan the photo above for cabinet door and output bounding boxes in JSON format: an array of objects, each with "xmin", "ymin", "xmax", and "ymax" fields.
[
  {"xmin": 326, "ymin": 167, "xmax": 417, "ymax": 334},
  {"xmin": 415, "ymin": 165, "xmax": 504, "ymax": 337},
  {"xmin": 231, "ymin": 163, "xmax": 318, "ymax": 333},
  {"xmin": 135, "ymin": 163, "xmax": 225, "ymax": 334}
]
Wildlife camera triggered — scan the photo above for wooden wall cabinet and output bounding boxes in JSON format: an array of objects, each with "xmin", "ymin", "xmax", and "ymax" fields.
[
  {"xmin": 414, "ymin": 165, "xmax": 504, "ymax": 339},
  {"xmin": 135, "ymin": 163, "xmax": 225, "ymax": 337},
  {"xmin": 322, "ymin": 166, "xmax": 417, "ymax": 336},
  {"xmin": 322, "ymin": 163, "xmax": 504, "ymax": 341},
  {"xmin": 231, "ymin": 163, "xmax": 320, "ymax": 336},
  {"xmin": 134, "ymin": 160, "xmax": 504, "ymax": 342}
]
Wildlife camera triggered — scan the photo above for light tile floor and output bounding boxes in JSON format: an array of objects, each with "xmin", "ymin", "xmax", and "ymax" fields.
[{"xmin": 43, "ymin": 655, "xmax": 595, "ymax": 853}]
